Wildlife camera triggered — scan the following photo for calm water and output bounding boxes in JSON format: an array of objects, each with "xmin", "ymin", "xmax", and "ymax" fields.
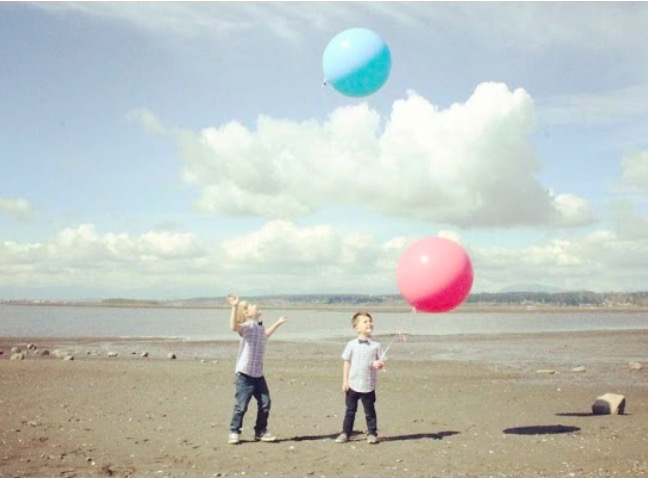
[{"xmin": 1, "ymin": 304, "xmax": 647, "ymax": 341}]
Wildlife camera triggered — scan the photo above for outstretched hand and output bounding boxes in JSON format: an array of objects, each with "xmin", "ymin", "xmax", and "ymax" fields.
[{"xmin": 226, "ymin": 293, "xmax": 239, "ymax": 307}]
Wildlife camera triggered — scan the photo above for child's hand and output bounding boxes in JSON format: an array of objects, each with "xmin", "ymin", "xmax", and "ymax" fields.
[
  {"xmin": 372, "ymin": 360, "xmax": 385, "ymax": 370},
  {"xmin": 226, "ymin": 294, "xmax": 239, "ymax": 307},
  {"xmin": 342, "ymin": 381, "xmax": 350, "ymax": 392},
  {"xmin": 277, "ymin": 316, "xmax": 289, "ymax": 325}
]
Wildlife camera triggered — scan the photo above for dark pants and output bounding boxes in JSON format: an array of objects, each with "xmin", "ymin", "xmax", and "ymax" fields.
[
  {"xmin": 342, "ymin": 389, "xmax": 377, "ymax": 436},
  {"xmin": 229, "ymin": 373, "xmax": 271, "ymax": 435}
]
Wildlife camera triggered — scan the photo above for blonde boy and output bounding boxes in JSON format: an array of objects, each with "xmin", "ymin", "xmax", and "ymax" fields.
[{"xmin": 226, "ymin": 294, "xmax": 288, "ymax": 444}]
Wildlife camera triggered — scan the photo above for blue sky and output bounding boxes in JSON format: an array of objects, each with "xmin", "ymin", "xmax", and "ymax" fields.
[{"xmin": 1, "ymin": 2, "xmax": 647, "ymax": 300}]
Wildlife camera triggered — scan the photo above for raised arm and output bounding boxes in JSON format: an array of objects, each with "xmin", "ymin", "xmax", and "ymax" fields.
[
  {"xmin": 227, "ymin": 294, "xmax": 242, "ymax": 333},
  {"xmin": 265, "ymin": 316, "xmax": 288, "ymax": 338}
]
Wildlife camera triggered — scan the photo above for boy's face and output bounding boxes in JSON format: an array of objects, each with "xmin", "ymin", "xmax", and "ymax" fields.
[{"xmin": 354, "ymin": 314, "xmax": 374, "ymax": 337}]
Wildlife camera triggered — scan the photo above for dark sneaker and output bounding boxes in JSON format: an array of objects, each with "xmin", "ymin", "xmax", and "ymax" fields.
[{"xmin": 255, "ymin": 431, "xmax": 277, "ymax": 442}]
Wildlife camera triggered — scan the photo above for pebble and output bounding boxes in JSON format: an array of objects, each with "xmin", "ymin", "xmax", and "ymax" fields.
[{"xmin": 628, "ymin": 361, "xmax": 643, "ymax": 371}]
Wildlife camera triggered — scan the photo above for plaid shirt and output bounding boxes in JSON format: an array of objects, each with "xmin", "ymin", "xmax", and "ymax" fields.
[
  {"xmin": 342, "ymin": 337, "xmax": 383, "ymax": 393},
  {"xmin": 235, "ymin": 320, "xmax": 266, "ymax": 377}
]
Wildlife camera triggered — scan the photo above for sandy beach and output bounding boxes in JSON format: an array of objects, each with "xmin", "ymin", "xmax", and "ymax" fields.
[{"xmin": 1, "ymin": 330, "xmax": 648, "ymax": 478}]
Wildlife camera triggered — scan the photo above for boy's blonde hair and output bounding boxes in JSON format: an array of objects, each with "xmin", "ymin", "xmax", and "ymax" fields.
[
  {"xmin": 351, "ymin": 310, "xmax": 373, "ymax": 328},
  {"xmin": 236, "ymin": 300, "xmax": 250, "ymax": 323}
]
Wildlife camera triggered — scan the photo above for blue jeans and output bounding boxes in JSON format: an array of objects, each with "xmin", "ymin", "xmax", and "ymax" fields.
[
  {"xmin": 342, "ymin": 389, "xmax": 377, "ymax": 436},
  {"xmin": 229, "ymin": 373, "xmax": 271, "ymax": 435}
]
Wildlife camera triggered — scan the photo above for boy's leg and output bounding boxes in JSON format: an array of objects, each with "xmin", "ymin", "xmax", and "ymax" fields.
[
  {"xmin": 342, "ymin": 389, "xmax": 361, "ymax": 436},
  {"xmin": 360, "ymin": 391, "xmax": 378, "ymax": 436},
  {"xmin": 230, "ymin": 373, "xmax": 255, "ymax": 434},
  {"xmin": 252, "ymin": 376, "xmax": 271, "ymax": 436}
]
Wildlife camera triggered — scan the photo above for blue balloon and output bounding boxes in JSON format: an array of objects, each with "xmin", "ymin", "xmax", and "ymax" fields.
[{"xmin": 322, "ymin": 28, "xmax": 391, "ymax": 98}]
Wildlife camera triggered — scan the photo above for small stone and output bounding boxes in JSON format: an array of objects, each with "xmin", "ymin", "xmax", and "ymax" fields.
[
  {"xmin": 168, "ymin": 353, "xmax": 177, "ymax": 360},
  {"xmin": 536, "ymin": 369, "xmax": 558, "ymax": 374},
  {"xmin": 628, "ymin": 361, "xmax": 643, "ymax": 371},
  {"xmin": 10, "ymin": 352, "xmax": 25, "ymax": 360},
  {"xmin": 572, "ymin": 366, "xmax": 586, "ymax": 373},
  {"xmin": 63, "ymin": 355, "xmax": 75, "ymax": 361},
  {"xmin": 141, "ymin": 352, "xmax": 149, "ymax": 357},
  {"xmin": 107, "ymin": 352, "xmax": 119, "ymax": 357}
]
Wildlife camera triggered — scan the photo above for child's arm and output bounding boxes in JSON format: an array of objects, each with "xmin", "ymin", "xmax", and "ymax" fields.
[
  {"xmin": 265, "ymin": 316, "xmax": 288, "ymax": 337},
  {"xmin": 342, "ymin": 360, "xmax": 350, "ymax": 392},
  {"xmin": 373, "ymin": 347, "xmax": 385, "ymax": 369},
  {"xmin": 227, "ymin": 294, "xmax": 242, "ymax": 333}
]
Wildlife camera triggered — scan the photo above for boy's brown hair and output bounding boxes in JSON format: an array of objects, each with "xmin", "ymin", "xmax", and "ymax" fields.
[{"xmin": 351, "ymin": 310, "xmax": 373, "ymax": 328}]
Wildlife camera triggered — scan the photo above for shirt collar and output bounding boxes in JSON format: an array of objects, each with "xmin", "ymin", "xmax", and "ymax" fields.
[{"xmin": 358, "ymin": 338, "xmax": 372, "ymax": 344}]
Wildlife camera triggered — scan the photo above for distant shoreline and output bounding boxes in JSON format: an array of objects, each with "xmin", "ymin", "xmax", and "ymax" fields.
[{"xmin": 2, "ymin": 300, "xmax": 647, "ymax": 314}]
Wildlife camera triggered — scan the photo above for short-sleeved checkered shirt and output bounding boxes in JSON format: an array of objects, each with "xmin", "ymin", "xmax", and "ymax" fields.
[
  {"xmin": 341, "ymin": 338, "xmax": 383, "ymax": 393},
  {"xmin": 235, "ymin": 320, "xmax": 266, "ymax": 377}
]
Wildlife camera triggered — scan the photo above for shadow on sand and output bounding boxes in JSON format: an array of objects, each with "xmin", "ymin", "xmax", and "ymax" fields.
[
  {"xmin": 280, "ymin": 430, "xmax": 460, "ymax": 443},
  {"xmin": 381, "ymin": 430, "xmax": 460, "ymax": 442},
  {"xmin": 555, "ymin": 412, "xmax": 596, "ymax": 417},
  {"xmin": 503, "ymin": 424, "xmax": 580, "ymax": 435}
]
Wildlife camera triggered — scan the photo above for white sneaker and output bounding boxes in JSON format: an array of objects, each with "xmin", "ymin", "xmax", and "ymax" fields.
[
  {"xmin": 335, "ymin": 433, "xmax": 349, "ymax": 443},
  {"xmin": 228, "ymin": 432, "xmax": 240, "ymax": 444},
  {"xmin": 255, "ymin": 431, "xmax": 277, "ymax": 442}
]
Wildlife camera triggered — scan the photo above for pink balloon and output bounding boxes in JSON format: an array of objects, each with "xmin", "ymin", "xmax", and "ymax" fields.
[{"xmin": 396, "ymin": 237, "xmax": 474, "ymax": 313}]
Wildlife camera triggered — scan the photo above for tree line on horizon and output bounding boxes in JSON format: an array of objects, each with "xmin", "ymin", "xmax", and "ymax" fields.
[
  {"xmin": 8, "ymin": 291, "xmax": 642, "ymax": 308},
  {"xmin": 171, "ymin": 290, "xmax": 648, "ymax": 308}
]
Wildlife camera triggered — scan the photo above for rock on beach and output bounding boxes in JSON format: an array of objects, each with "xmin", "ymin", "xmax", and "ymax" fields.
[{"xmin": 592, "ymin": 393, "xmax": 626, "ymax": 415}]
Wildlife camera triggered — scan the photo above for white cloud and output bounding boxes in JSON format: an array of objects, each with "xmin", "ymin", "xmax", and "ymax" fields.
[
  {"xmin": 550, "ymin": 193, "xmax": 596, "ymax": 227},
  {"xmin": 32, "ymin": 2, "xmax": 352, "ymax": 46},
  {"xmin": 0, "ymin": 196, "xmax": 32, "ymax": 219},
  {"xmin": 35, "ymin": 3, "xmax": 648, "ymax": 55},
  {"xmin": 419, "ymin": 3, "xmax": 648, "ymax": 56},
  {"xmin": 472, "ymin": 226, "xmax": 648, "ymax": 293},
  {"xmin": 0, "ymin": 224, "xmax": 209, "ymax": 291},
  {"xmin": 622, "ymin": 151, "xmax": 648, "ymax": 197},
  {"xmin": 1, "ymin": 219, "xmax": 647, "ymax": 297},
  {"xmin": 169, "ymin": 82, "xmax": 590, "ymax": 228},
  {"xmin": 537, "ymin": 85, "xmax": 648, "ymax": 127},
  {"xmin": 0, "ymin": 221, "xmax": 402, "ymax": 296},
  {"xmin": 35, "ymin": 2, "xmax": 252, "ymax": 39},
  {"xmin": 126, "ymin": 108, "xmax": 167, "ymax": 136}
]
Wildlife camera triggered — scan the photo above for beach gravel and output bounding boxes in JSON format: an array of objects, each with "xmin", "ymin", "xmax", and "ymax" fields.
[{"xmin": 1, "ymin": 330, "xmax": 647, "ymax": 477}]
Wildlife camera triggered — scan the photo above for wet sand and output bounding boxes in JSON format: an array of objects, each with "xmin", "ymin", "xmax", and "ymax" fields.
[{"xmin": 1, "ymin": 330, "xmax": 648, "ymax": 478}]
